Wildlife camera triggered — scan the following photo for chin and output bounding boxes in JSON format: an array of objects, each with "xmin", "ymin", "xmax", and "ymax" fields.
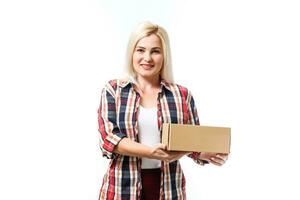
[
  {"xmin": 134, "ymin": 68, "xmax": 160, "ymax": 78},
  {"xmin": 140, "ymin": 73, "xmax": 153, "ymax": 77},
  {"xmin": 137, "ymin": 69, "xmax": 152, "ymax": 76},
  {"xmin": 140, "ymin": 72, "xmax": 160, "ymax": 79}
]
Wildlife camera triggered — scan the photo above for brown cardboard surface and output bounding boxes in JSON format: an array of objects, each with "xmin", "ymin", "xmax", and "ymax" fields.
[{"xmin": 162, "ymin": 123, "xmax": 231, "ymax": 153}]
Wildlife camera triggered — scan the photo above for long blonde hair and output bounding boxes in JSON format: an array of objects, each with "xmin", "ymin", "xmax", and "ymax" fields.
[{"xmin": 124, "ymin": 21, "xmax": 174, "ymax": 83}]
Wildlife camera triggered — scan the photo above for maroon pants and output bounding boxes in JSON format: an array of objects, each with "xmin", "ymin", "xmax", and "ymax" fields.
[{"xmin": 141, "ymin": 168, "xmax": 161, "ymax": 200}]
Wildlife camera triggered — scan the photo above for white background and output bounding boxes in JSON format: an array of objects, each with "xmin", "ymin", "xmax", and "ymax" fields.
[{"xmin": 1, "ymin": 0, "xmax": 300, "ymax": 199}]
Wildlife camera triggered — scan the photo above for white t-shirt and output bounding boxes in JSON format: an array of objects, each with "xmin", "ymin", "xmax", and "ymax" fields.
[{"xmin": 138, "ymin": 106, "xmax": 161, "ymax": 169}]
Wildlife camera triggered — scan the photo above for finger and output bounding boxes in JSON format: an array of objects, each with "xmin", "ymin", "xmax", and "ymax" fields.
[
  {"xmin": 209, "ymin": 160, "xmax": 222, "ymax": 167},
  {"xmin": 169, "ymin": 156, "xmax": 181, "ymax": 163},
  {"xmin": 178, "ymin": 152, "xmax": 188, "ymax": 158},
  {"xmin": 157, "ymin": 143, "xmax": 167, "ymax": 150},
  {"xmin": 216, "ymin": 154, "xmax": 228, "ymax": 161},
  {"xmin": 169, "ymin": 153, "xmax": 185, "ymax": 162},
  {"xmin": 177, "ymin": 151, "xmax": 189, "ymax": 156},
  {"xmin": 209, "ymin": 159, "xmax": 223, "ymax": 166},
  {"xmin": 217, "ymin": 153, "xmax": 229, "ymax": 158},
  {"xmin": 214, "ymin": 156, "xmax": 226, "ymax": 163},
  {"xmin": 210, "ymin": 157, "xmax": 225, "ymax": 166}
]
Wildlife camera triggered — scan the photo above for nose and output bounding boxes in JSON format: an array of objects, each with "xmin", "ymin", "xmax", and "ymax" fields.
[{"xmin": 143, "ymin": 52, "xmax": 152, "ymax": 62}]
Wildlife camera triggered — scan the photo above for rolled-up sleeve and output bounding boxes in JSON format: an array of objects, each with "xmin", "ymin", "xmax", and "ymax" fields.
[
  {"xmin": 97, "ymin": 84, "xmax": 127, "ymax": 159},
  {"xmin": 186, "ymin": 90, "xmax": 209, "ymax": 165}
]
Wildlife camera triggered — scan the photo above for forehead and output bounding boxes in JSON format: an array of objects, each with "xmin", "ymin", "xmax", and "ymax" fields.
[{"xmin": 136, "ymin": 34, "xmax": 162, "ymax": 48}]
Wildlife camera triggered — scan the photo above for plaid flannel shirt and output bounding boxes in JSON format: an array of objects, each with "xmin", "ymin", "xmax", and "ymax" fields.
[{"xmin": 97, "ymin": 79, "xmax": 206, "ymax": 200}]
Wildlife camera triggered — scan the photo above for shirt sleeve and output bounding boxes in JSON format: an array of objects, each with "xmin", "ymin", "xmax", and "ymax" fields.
[
  {"xmin": 97, "ymin": 84, "xmax": 127, "ymax": 159},
  {"xmin": 186, "ymin": 90, "xmax": 209, "ymax": 165}
]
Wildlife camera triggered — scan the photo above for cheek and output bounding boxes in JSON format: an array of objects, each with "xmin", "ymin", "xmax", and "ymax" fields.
[
  {"xmin": 155, "ymin": 56, "xmax": 164, "ymax": 66},
  {"xmin": 132, "ymin": 54, "xmax": 141, "ymax": 64}
]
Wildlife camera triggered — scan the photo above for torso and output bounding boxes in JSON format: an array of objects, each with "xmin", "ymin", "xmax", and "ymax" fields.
[{"xmin": 98, "ymin": 79, "xmax": 198, "ymax": 199}]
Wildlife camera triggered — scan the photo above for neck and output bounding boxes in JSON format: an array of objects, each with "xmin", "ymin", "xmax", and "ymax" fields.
[{"xmin": 135, "ymin": 75, "xmax": 160, "ymax": 92}]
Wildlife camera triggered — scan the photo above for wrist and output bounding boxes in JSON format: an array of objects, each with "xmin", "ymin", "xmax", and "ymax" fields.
[{"xmin": 142, "ymin": 146, "xmax": 154, "ymax": 159}]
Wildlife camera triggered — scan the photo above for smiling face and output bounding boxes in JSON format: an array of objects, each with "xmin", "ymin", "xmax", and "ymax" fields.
[{"xmin": 132, "ymin": 34, "xmax": 164, "ymax": 79}]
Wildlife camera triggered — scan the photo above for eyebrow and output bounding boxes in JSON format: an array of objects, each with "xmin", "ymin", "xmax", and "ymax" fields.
[{"xmin": 136, "ymin": 46, "xmax": 161, "ymax": 50}]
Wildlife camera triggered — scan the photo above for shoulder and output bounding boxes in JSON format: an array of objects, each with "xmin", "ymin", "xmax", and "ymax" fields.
[
  {"xmin": 104, "ymin": 78, "xmax": 129, "ymax": 88},
  {"xmin": 163, "ymin": 81, "xmax": 191, "ymax": 97},
  {"xmin": 102, "ymin": 79, "xmax": 129, "ymax": 96}
]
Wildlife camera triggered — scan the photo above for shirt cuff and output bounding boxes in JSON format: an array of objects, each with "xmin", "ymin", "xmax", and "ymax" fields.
[{"xmin": 101, "ymin": 132, "xmax": 127, "ymax": 159}]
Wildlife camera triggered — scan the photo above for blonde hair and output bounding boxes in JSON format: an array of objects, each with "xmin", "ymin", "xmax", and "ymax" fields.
[{"xmin": 124, "ymin": 21, "xmax": 174, "ymax": 83}]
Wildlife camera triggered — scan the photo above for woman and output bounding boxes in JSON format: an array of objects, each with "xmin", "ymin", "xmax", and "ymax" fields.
[{"xmin": 97, "ymin": 21, "xmax": 228, "ymax": 200}]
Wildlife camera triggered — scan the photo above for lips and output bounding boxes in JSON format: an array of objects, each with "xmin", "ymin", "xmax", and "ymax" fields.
[{"xmin": 141, "ymin": 64, "xmax": 154, "ymax": 70}]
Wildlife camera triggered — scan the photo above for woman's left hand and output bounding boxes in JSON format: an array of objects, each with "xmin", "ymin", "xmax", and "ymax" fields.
[{"xmin": 199, "ymin": 152, "xmax": 229, "ymax": 166}]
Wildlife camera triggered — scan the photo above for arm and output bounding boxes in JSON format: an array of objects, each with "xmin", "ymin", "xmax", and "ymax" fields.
[
  {"xmin": 97, "ymin": 82, "xmax": 127, "ymax": 159},
  {"xmin": 114, "ymin": 138, "xmax": 189, "ymax": 162}
]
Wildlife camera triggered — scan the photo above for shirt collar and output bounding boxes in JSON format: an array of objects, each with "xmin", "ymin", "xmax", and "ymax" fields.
[{"xmin": 119, "ymin": 76, "xmax": 171, "ymax": 92}]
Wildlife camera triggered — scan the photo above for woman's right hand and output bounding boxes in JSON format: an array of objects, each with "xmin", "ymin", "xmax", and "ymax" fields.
[{"xmin": 149, "ymin": 143, "xmax": 190, "ymax": 163}]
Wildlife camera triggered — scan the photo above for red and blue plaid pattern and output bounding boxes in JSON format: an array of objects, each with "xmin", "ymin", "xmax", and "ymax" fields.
[{"xmin": 98, "ymin": 79, "xmax": 206, "ymax": 200}]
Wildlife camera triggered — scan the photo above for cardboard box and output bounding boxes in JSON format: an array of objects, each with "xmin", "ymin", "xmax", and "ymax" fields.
[{"xmin": 162, "ymin": 123, "xmax": 231, "ymax": 153}]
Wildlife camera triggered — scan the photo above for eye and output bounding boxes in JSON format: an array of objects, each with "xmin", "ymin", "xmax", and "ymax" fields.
[
  {"xmin": 152, "ymin": 50, "xmax": 161, "ymax": 54},
  {"xmin": 136, "ymin": 48, "xmax": 144, "ymax": 53}
]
